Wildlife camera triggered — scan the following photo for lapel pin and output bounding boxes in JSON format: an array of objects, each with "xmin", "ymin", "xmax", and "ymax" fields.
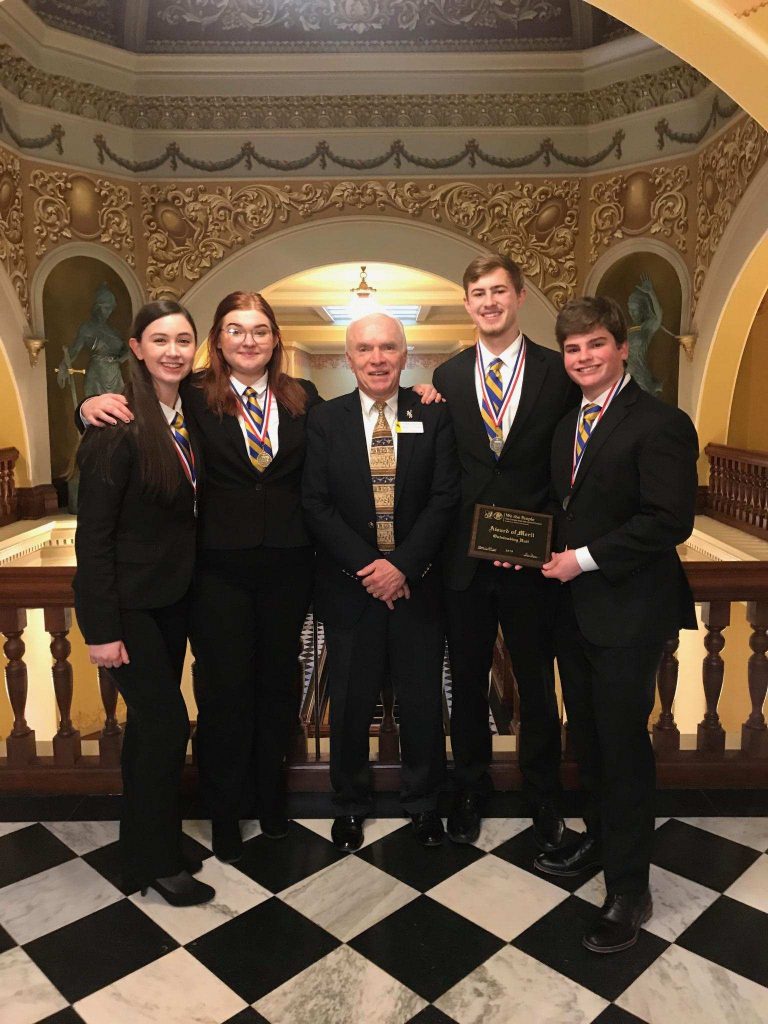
[{"xmin": 406, "ymin": 409, "xmax": 413, "ymax": 419}]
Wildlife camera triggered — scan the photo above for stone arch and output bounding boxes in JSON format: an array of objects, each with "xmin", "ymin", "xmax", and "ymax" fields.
[{"xmin": 182, "ymin": 216, "xmax": 560, "ymax": 349}]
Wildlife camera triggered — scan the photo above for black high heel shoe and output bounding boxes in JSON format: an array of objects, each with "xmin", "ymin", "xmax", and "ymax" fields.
[{"xmin": 141, "ymin": 870, "xmax": 215, "ymax": 907}]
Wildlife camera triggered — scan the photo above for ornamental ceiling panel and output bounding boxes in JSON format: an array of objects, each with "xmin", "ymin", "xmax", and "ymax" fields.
[{"xmin": 23, "ymin": 0, "xmax": 634, "ymax": 53}]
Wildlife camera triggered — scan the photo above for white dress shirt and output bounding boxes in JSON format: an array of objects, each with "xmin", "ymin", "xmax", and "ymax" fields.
[
  {"xmin": 572, "ymin": 374, "xmax": 631, "ymax": 573},
  {"xmin": 474, "ymin": 334, "xmax": 525, "ymax": 441},
  {"xmin": 358, "ymin": 390, "xmax": 399, "ymax": 460},
  {"xmin": 230, "ymin": 373, "xmax": 280, "ymax": 458}
]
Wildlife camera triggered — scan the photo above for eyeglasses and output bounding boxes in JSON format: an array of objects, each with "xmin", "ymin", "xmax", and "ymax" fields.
[{"xmin": 221, "ymin": 325, "xmax": 273, "ymax": 342}]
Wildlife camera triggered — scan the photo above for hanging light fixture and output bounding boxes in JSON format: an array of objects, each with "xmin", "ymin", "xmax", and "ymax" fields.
[{"xmin": 348, "ymin": 265, "xmax": 381, "ymax": 321}]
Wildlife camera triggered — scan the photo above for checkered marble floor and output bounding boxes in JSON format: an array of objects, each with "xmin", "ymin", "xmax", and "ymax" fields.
[{"xmin": 2, "ymin": 803, "xmax": 768, "ymax": 1024}]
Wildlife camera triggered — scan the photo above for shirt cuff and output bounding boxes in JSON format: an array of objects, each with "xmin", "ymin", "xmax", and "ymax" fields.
[
  {"xmin": 574, "ymin": 546, "xmax": 599, "ymax": 572},
  {"xmin": 80, "ymin": 400, "xmax": 92, "ymax": 427}
]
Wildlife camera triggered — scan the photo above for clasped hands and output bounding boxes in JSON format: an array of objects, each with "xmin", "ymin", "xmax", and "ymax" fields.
[
  {"xmin": 357, "ymin": 559, "xmax": 410, "ymax": 610},
  {"xmin": 87, "ymin": 641, "xmax": 130, "ymax": 669}
]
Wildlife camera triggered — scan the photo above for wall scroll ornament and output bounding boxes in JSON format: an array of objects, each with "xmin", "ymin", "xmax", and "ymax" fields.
[
  {"xmin": 588, "ymin": 166, "xmax": 689, "ymax": 262},
  {"xmin": 142, "ymin": 178, "xmax": 579, "ymax": 306},
  {"xmin": 0, "ymin": 147, "xmax": 30, "ymax": 316},
  {"xmin": 693, "ymin": 117, "xmax": 768, "ymax": 306},
  {"xmin": 29, "ymin": 170, "xmax": 136, "ymax": 264},
  {"xmin": 655, "ymin": 95, "xmax": 740, "ymax": 150},
  {"xmin": 96, "ymin": 132, "xmax": 624, "ymax": 175},
  {"xmin": 0, "ymin": 103, "xmax": 64, "ymax": 154}
]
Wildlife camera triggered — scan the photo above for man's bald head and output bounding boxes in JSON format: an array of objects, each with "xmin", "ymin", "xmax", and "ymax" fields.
[{"xmin": 346, "ymin": 312, "xmax": 407, "ymax": 353}]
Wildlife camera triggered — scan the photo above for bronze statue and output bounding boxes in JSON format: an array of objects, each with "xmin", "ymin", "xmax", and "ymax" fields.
[
  {"xmin": 626, "ymin": 275, "xmax": 662, "ymax": 397},
  {"xmin": 57, "ymin": 283, "xmax": 128, "ymax": 399}
]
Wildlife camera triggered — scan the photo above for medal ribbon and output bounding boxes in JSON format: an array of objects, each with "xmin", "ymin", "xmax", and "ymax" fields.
[
  {"xmin": 232, "ymin": 381, "xmax": 273, "ymax": 472},
  {"xmin": 477, "ymin": 340, "xmax": 526, "ymax": 455},
  {"xmin": 170, "ymin": 411, "xmax": 197, "ymax": 494},
  {"xmin": 570, "ymin": 373, "xmax": 626, "ymax": 485}
]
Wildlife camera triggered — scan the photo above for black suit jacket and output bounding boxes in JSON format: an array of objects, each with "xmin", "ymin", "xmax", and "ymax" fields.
[
  {"xmin": 550, "ymin": 380, "xmax": 699, "ymax": 648},
  {"xmin": 302, "ymin": 387, "xmax": 460, "ymax": 628},
  {"xmin": 175, "ymin": 374, "xmax": 321, "ymax": 551},
  {"xmin": 433, "ymin": 338, "xmax": 580, "ymax": 590},
  {"xmin": 73, "ymin": 426, "xmax": 199, "ymax": 645}
]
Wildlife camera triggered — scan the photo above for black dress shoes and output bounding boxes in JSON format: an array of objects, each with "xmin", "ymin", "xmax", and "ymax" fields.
[
  {"xmin": 410, "ymin": 810, "xmax": 445, "ymax": 847},
  {"xmin": 532, "ymin": 801, "xmax": 566, "ymax": 852},
  {"xmin": 212, "ymin": 818, "xmax": 243, "ymax": 863},
  {"xmin": 583, "ymin": 890, "xmax": 653, "ymax": 954},
  {"xmin": 331, "ymin": 815, "xmax": 365, "ymax": 852},
  {"xmin": 447, "ymin": 790, "xmax": 482, "ymax": 844},
  {"xmin": 535, "ymin": 834, "xmax": 601, "ymax": 877},
  {"xmin": 142, "ymin": 870, "xmax": 215, "ymax": 907},
  {"xmin": 259, "ymin": 816, "xmax": 289, "ymax": 840}
]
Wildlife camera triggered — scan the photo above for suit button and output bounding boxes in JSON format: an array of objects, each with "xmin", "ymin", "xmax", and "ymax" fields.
[
  {"xmin": 254, "ymin": 484, "xmax": 262, "ymax": 492},
  {"xmin": 566, "ymin": 512, "xmax": 575, "ymax": 521},
  {"xmin": 493, "ymin": 469, "xmax": 501, "ymax": 477}
]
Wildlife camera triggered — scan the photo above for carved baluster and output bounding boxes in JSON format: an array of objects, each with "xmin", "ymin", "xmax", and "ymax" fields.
[
  {"xmin": 653, "ymin": 635, "xmax": 681, "ymax": 757},
  {"xmin": 98, "ymin": 667, "xmax": 122, "ymax": 767},
  {"xmin": 288, "ymin": 639, "xmax": 308, "ymax": 763},
  {"xmin": 697, "ymin": 601, "xmax": 729, "ymax": 754},
  {"xmin": 741, "ymin": 600, "xmax": 768, "ymax": 757},
  {"xmin": 0, "ymin": 607, "xmax": 36, "ymax": 766},
  {"xmin": 378, "ymin": 678, "xmax": 399, "ymax": 763},
  {"xmin": 44, "ymin": 607, "xmax": 81, "ymax": 766}
]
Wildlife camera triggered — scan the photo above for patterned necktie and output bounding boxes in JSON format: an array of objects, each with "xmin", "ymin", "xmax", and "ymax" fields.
[
  {"xmin": 575, "ymin": 403, "xmax": 601, "ymax": 467},
  {"xmin": 480, "ymin": 357, "xmax": 504, "ymax": 456},
  {"xmin": 370, "ymin": 401, "xmax": 396, "ymax": 552},
  {"xmin": 170, "ymin": 411, "xmax": 195, "ymax": 490},
  {"xmin": 243, "ymin": 386, "xmax": 273, "ymax": 472}
]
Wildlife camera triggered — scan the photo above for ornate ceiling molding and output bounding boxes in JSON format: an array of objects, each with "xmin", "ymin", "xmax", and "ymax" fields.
[
  {"xmin": 0, "ymin": 44, "xmax": 707, "ymax": 131},
  {"xmin": 655, "ymin": 96, "xmax": 740, "ymax": 150},
  {"xmin": 0, "ymin": 103, "xmax": 64, "ymax": 154},
  {"xmin": 0, "ymin": 148, "xmax": 30, "ymax": 316}
]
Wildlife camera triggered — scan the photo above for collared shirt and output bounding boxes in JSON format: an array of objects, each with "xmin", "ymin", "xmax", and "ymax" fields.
[
  {"xmin": 230, "ymin": 373, "xmax": 280, "ymax": 459},
  {"xmin": 358, "ymin": 390, "xmax": 399, "ymax": 460},
  {"xmin": 474, "ymin": 333, "xmax": 525, "ymax": 441},
  {"xmin": 158, "ymin": 396, "xmax": 183, "ymax": 425},
  {"xmin": 573, "ymin": 373, "xmax": 631, "ymax": 573}
]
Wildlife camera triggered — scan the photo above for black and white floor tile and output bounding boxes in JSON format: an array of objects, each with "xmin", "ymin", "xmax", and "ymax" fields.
[{"xmin": 1, "ymin": 798, "xmax": 767, "ymax": 1024}]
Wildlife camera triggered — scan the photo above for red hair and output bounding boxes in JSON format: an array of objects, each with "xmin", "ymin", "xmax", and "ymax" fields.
[{"xmin": 198, "ymin": 291, "xmax": 308, "ymax": 418}]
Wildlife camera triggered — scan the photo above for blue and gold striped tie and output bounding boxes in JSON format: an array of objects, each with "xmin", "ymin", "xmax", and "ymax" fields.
[
  {"xmin": 171, "ymin": 411, "xmax": 191, "ymax": 455},
  {"xmin": 480, "ymin": 357, "xmax": 504, "ymax": 454},
  {"xmin": 244, "ymin": 386, "xmax": 273, "ymax": 472},
  {"xmin": 575, "ymin": 403, "xmax": 601, "ymax": 467}
]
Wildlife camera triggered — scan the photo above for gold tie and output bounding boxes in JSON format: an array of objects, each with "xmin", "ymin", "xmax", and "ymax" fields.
[{"xmin": 370, "ymin": 401, "xmax": 396, "ymax": 552}]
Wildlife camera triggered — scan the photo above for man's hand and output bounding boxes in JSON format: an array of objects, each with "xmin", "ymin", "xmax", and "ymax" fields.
[
  {"xmin": 357, "ymin": 559, "xmax": 408, "ymax": 609},
  {"xmin": 412, "ymin": 383, "xmax": 445, "ymax": 404},
  {"xmin": 541, "ymin": 549, "xmax": 583, "ymax": 583},
  {"xmin": 88, "ymin": 640, "xmax": 130, "ymax": 669},
  {"xmin": 82, "ymin": 393, "xmax": 134, "ymax": 426}
]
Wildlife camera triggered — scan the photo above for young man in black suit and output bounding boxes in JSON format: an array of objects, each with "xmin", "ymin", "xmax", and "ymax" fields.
[
  {"xmin": 433, "ymin": 254, "xmax": 579, "ymax": 847},
  {"xmin": 536, "ymin": 296, "xmax": 699, "ymax": 953},
  {"xmin": 303, "ymin": 313, "xmax": 459, "ymax": 851}
]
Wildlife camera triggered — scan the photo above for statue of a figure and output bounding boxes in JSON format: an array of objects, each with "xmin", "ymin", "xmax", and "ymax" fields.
[
  {"xmin": 626, "ymin": 275, "xmax": 663, "ymax": 397},
  {"xmin": 56, "ymin": 283, "xmax": 128, "ymax": 399},
  {"xmin": 56, "ymin": 283, "xmax": 128, "ymax": 513}
]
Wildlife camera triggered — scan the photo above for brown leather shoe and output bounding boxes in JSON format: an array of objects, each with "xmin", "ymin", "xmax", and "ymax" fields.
[{"xmin": 583, "ymin": 890, "xmax": 653, "ymax": 954}]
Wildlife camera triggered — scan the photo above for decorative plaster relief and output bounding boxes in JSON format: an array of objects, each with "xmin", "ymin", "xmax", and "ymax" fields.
[
  {"xmin": 0, "ymin": 45, "xmax": 707, "ymax": 130},
  {"xmin": 0, "ymin": 146, "xmax": 29, "ymax": 316},
  {"xmin": 29, "ymin": 170, "xmax": 135, "ymax": 265},
  {"xmin": 693, "ymin": 117, "xmax": 768, "ymax": 306},
  {"xmin": 141, "ymin": 177, "xmax": 579, "ymax": 306},
  {"xmin": 589, "ymin": 167, "xmax": 689, "ymax": 262}
]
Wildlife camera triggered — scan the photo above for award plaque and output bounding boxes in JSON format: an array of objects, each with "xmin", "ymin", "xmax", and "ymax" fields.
[{"xmin": 468, "ymin": 504, "xmax": 553, "ymax": 568}]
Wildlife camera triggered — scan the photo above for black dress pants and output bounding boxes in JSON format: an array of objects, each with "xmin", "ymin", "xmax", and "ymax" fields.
[
  {"xmin": 192, "ymin": 545, "xmax": 314, "ymax": 822},
  {"xmin": 445, "ymin": 561, "xmax": 561, "ymax": 805},
  {"xmin": 110, "ymin": 597, "xmax": 190, "ymax": 891},
  {"xmin": 555, "ymin": 587, "xmax": 662, "ymax": 895},
  {"xmin": 324, "ymin": 574, "xmax": 446, "ymax": 815}
]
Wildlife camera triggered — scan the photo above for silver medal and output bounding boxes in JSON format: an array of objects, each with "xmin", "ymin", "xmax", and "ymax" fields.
[{"xmin": 490, "ymin": 435, "xmax": 503, "ymax": 457}]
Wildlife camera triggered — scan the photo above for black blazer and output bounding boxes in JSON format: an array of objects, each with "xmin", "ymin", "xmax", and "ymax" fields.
[
  {"xmin": 433, "ymin": 338, "xmax": 580, "ymax": 590},
  {"xmin": 73, "ymin": 426, "xmax": 198, "ymax": 645},
  {"xmin": 180, "ymin": 375, "xmax": 321, "ymax": 551},
  {"xmin": 550, "ymin": 380, "xmax": 699, "ymax": 648},
  {"xmin": 302, "ymin": 387, "xmax": 460, "ymax": 627}
]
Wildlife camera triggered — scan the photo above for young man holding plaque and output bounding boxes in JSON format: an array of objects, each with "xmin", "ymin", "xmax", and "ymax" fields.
[
  {"xmin": 432, "ymin": 254, "xmax": 579, "ymax": 847},
  {"xmin": 303, "ymin": 313, "xmax": 459, "ymax": 851},
  {"xmin": 538, "ymin": 296, "xmax": 698, "ymax": 953}
]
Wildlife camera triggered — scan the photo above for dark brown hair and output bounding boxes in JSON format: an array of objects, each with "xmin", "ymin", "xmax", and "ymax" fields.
[
  {"xmin": 199, "ymin": 291, "xmax": 307, "ymax": 418},
  {"xmin": 81, "ymin": 300, "xmax": 197, "ymax": 503},
  {"xmin": 555, "ymin": 295, "xmax": 628, "ymax": 351},
  {"xmin": 462, "ymin": 253, "xmax": 525, "ymax": 295}
]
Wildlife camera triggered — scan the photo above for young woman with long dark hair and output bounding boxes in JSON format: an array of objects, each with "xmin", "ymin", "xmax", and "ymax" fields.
[{"xmin": 74, "ymin": 300, "xmax": 214, "ymax": 906}]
